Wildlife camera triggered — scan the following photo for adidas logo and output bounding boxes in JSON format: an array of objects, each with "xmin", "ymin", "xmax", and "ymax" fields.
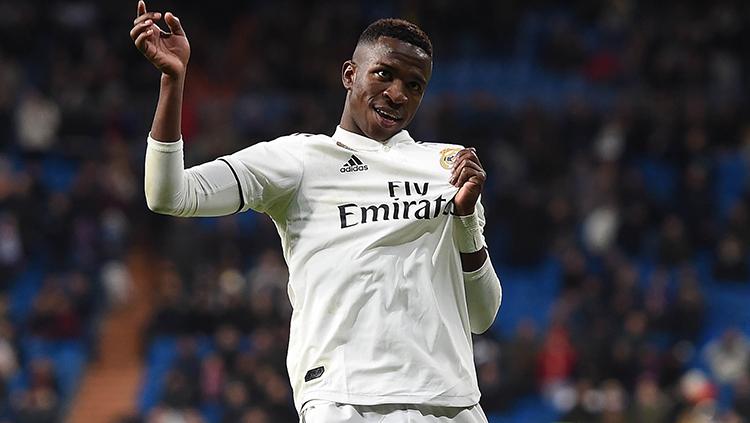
[{"xmin": 340, "ymin": 155, "xmax": 369, "ymax": 173}]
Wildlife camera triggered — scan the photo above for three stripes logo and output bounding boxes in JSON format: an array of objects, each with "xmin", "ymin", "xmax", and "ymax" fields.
[{"xmin": 340, "ymin": 155, "xmax": 369, "ymax": 173}]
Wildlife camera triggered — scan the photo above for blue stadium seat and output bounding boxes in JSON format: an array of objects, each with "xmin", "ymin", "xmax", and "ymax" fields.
[
  {"xmin": 493, "ymin": 258, "xmax": 560, "ymax": 336},
  {"xmin": 41, "ymin": 155, "xmax": 77, "ymax": 193},
  {"xmin": 139, "ymin": 336, "xmax": 178, "ymax": 411},
  {"xmin": 715, "ymin": 153, "xmax": 748, "ymax": 220},
  {"xmin": 489, "ymin": 394, "xmax": 559, "ymax": 423},
  {"xmin": 9, "ymin": 262, "xmax": 44, "ymax": 325}
]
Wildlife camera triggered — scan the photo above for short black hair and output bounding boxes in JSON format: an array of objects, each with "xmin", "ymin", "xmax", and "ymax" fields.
[{"xmin": 358, "ymin": 18, "xmax": 433, "ymax": 57}]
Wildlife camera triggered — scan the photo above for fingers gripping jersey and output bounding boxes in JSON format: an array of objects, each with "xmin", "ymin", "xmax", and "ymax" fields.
[{"xmin": 147, "ymin": 127, "xmax": 487, "ymax": 412}]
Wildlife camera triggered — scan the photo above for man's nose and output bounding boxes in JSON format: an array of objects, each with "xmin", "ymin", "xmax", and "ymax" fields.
[{"xmin": 383, "ymin": 81, "xmax": 408, "ymax": 105}]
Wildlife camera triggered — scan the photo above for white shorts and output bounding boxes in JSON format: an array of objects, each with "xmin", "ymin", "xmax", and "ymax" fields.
[{"xmin": 300, "ymin": 400, "xmax": 489, "ymax": 423}]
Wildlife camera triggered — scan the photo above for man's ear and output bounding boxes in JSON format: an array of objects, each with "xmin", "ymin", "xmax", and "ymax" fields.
[{"xmin": 342, "ymin": 60, "xmax": 356, "ymax": 90}]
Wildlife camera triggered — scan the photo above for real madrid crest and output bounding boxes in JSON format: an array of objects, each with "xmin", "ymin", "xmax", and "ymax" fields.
[{"xmin": 439, "ymin": 147, "xmax": 462, "ymax": 169}]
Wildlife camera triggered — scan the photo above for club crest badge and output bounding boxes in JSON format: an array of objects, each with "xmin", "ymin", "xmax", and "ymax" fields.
[{"xmin": 439, "ymin": 147, "xmax": 462, "ymax": 169}]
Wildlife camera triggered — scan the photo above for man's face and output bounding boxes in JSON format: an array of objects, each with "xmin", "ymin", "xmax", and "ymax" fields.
[{"xmin": 340, "ymin": 36, "xmax": 432, "ymax": 142}]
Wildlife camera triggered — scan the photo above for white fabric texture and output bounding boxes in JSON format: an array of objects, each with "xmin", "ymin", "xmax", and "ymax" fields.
[
  {"xmin": 145, "ymin": 136, "xmax": 242, "ymax": 216},
  {"xmin": 300, "ymin": 400, "xmax": 489, "ymax": 423},
  {"xmin": 453, "ymin": 208, "xmax": 486, "ymax": 253},
  {"xmin": 144, "ymin": 127, "xmax": 502, "ymax": 413},
  {"xmin": 462, "ymin": 256, "xmax": 502, "ymax": 334}
]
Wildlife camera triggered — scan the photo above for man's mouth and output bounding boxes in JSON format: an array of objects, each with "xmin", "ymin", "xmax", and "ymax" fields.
[{"xmin": 374, "ymin": 106, "xmax": 402, "ymax": 125}]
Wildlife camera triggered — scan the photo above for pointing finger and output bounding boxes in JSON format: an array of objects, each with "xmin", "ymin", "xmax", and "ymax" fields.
[{"xmin": 137, "ymin": 0, "xmax": 146, "ymax": 17}]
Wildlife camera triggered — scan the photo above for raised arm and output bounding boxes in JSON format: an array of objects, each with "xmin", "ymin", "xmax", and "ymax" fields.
[
  {"xmin": 131, "ymin": 1, "xmax": 247, "ymax": 217},
  {"xmin": 130, "ymin": 0, "xmax": 190, "ymax": 142}
]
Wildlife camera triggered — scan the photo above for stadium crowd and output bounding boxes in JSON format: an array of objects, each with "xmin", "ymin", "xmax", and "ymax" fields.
[{"xmin": 1, "ymin": 1, "xmax": 750, "ymax": 422}]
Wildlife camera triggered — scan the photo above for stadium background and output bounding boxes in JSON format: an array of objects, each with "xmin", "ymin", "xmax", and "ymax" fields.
[{"xmin": 1, "ymin": 0, "xmax": 749, "ymax": 422}]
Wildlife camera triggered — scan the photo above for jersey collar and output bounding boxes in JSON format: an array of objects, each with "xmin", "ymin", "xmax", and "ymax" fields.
[{"xmin": 332, "ymin": 126, "xmax": 413, "ymax": 151}]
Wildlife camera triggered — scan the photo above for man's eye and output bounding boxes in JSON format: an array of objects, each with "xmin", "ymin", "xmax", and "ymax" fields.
[
  {"xmin": 375, "ymin": 70, "xmax": 391, "ymax": 79},
  {"xmin": 409, "ymin": 82, "xmax": 423, "ymax": 92}
]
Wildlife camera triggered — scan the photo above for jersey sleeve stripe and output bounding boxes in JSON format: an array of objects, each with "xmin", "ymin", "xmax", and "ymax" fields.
[{"xmin": 218, "ymin": 158, "xmax": 244, "ymax": 214}]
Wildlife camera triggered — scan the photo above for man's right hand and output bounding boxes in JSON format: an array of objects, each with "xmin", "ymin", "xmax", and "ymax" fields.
[{"xmin": 130, "ymin": 0, "xmax": 190, "ymax": 79}]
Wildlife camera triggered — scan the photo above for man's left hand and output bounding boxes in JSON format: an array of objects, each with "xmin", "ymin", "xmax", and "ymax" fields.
[{"xmin": 450, "ymin": 147, "xmax": 486, "ymax": 216}]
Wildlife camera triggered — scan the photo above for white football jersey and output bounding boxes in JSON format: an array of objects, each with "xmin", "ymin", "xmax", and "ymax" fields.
[{"xmin": 146, "ymin": 126, "xmax": 488, "ymax": 412}]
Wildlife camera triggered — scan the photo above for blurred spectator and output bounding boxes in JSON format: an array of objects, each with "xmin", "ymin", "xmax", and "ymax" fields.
[
  {"xmin": 14, "ymin": 90, "xmax": 60, "ymax": 153},
  {"xmin": 669, "ymin": 270, "xmax": 705, "ymax": 343},
  {"xmin": 220, "ymin": 380, "xmax": 249, "ymax": 423},
  {"xmin": 148, "ymin": 264, "xmax": 190, "ymax": 336},
  {"xmin": 0, "ymin": 214, "xmax": 22, "ymax": 285},
  {"xmin": 600, "ymin": 379, "xmax": 627, "ymax": 423},
  {"xmin": 146, "ymin": 407, "xmax": 204, "ymax": 423},
  {"xmin": 173, "ymin": 338, "xmax": 201, "ymax": 385},
  {"xmin": 474, "ymin": 334, "xmax": 511, "ymax": 413},
  {"xmin": 100, "ymin": 260, "xmax": 132, "ymax": 308},
  {"xmin": 657, "ymin": 215, "xmax": 693, "ymax": 266},
  {"xmin": 704, "ymin": 329, "xmax": 750, "ymax": 385},
  {"xmin": 539, "ymin": 19, "xmax": 585, "ymax": 73},
  {"xmin": 0, "ymin": 322, "xmax": 17, "ymax": 383},
  {"xmin": 477, "ymin": 359, "xmax": 513, "ymax": 414},
  {"xmin": 246, "ymin": 249, "xmax": 288, "ymax": 295},
  {"xmin": 200, "ymin": 353, "xmax": 224, "ymax": 404},
  {"xmin": 561, "ymin": 379, "xmax": 596, "ymax": 422},
  {"xmin": 679, "ymin": 162, "xmax": 715, "ymax": 249},
  {"xmin": 239, "ymin": 407, "xmax": 270, "ymax": 423},
  {"xmin": 28, "ymin": 277, "xmax": 83, "ymax": 340},
  {"xmin": 678, "ymin": 369, "xmax": 717, "ymax": 409},
  {"xmin": 538, "ymin": 324, "xmax": 577, "ymax": 401},
  {"xmin": 13, "ymin": 359, "xmax": 61, "ymax": 423},
  {"xmin": 733, "ymin": 375, "xmax": 750, "ymax": 421},
  {"xmin": 161, "ymin": 369, "xmax": 199, "ymax": 411},
  {"xmin": 629, "ymin": 376, "xmax": 672, "ymax": 423},
  {"xmin": 503, "ymin": 319, "xmax": 539, "ymax": 401},
  {"xmin": 726, "ymin": 203, "xmax": 750, "ymax": 247},
  {"xmin": 582, "ymin": 203, "xmax": 620, "ymax": 255},
  {"xmin": 713, "ymin": 233, "xmax": 749, "ymax": 282}
]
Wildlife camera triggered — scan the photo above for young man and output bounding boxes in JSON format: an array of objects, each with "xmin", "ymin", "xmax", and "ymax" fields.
[{"xmin": 131, "ymin": 1, "xmax": 501, "ymax": 421}]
